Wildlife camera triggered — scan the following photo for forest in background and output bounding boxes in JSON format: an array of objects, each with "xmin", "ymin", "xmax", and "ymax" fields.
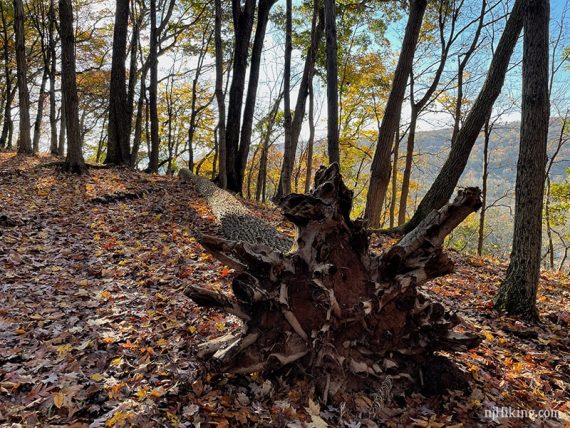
[{"xmin": 1, "ymin": 0, "xmax": 570, "ymax": 425}]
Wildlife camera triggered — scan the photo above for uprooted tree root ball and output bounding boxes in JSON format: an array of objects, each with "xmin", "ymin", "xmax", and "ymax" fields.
[{"xmin": 185, "ymin": 163, "xmax": 482, "ymax": 400}]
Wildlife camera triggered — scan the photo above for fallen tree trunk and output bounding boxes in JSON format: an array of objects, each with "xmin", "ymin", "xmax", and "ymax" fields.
[
  {"xmin": 179, "ymin": 168, "xmax": 291, "ymax": 252},
  {"xmin": 185, "ymin": 164, "xmax": 481, "ymax": 399}
]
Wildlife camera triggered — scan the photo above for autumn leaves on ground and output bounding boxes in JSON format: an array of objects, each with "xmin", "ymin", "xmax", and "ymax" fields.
[{"xmin": 0, "ymin": 152, "xmax": 568, "ymax": 427}]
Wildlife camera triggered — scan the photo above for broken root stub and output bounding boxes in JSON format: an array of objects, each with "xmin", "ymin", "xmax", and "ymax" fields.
[{"xmin": 185, "ymin": 163, "xmax": 482, "ymax": 400}]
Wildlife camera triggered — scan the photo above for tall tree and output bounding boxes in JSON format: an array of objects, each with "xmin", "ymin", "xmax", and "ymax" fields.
[
  {"xmin": 398, "ymin": 1, "xmax": 482, "ymax": 226},
  {"xmin": 13, "ymin": 0, "xmax": 32, "ymax": 154},
  {"xmin": 280, "ymin": 0, "xmax": 293, "ymax": 196},
  {"xmin": 400, "ymin": 0, "xmax": 524, "ymax": 233},
  {"xmin": 224, "ymin": 0, "xmax": 255, "ymax": 191},
  {"xmin": 236, "ymin": 0, "xmax": 278, "ymax": 188},
  {"xmin": 0, "ymin": 0, "xmax": 14, "ymax": 150},
  {"xmin": 214, "ymin": 0, "xmax": 227, "ymax": 187},
  {"xmin": 148, "ymin": 0, "xmax": 176, "ymax": 173},
  {"xmin": 106, "ymin": 0, "xmax": 131, "ymax": 165},
  {"xmin": 276, "ymin": 0, "xmax": 323, "ymax": 199},
  {"xmin": 48, "ymin": 0, "xmax": 58, "ymax": 154},
  {"xmin": 59, "ymin": 0, "xmax": 86, "ymax": 173},
  {"xmin": 494, "ymin": 0, "xmax": 550, "ymax": 321},
  {"xmin": 364, "ymin": 0, "xmax": 427, "ymax": 227},
  {"xmin": 324, "ymin": 0, "xmax": 339, "ymax": 164}
]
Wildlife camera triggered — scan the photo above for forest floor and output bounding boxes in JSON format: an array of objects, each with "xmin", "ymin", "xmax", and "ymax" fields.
[{"xmin": 0, "ymin": 152, "xmax": 568, "ymax": 428}]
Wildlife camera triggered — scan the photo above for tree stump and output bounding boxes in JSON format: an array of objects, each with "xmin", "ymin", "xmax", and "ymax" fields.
[{"xmin": 186, "ymin": 164, "xmax": 482, "ymax": 399}]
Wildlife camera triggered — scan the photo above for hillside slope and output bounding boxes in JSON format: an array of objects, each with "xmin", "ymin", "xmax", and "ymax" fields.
[{"xmin": 0, "ymin": 153, "xmax": 568, "ymax": 427}]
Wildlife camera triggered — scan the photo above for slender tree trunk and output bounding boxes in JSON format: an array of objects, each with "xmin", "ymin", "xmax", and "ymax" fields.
[
  {"xmin": 59, "ymin": 0, "xmax": 86, "ymax": 173},
  {"xmin": 106, "ymin": 0, "xmax": 131, "ymax": 165},
  {"xmin": 389, "ymin": 124, "xmax": 401, "ymax": 228},
  {"xmin": 276, "ymin": 0, "xmax": 323, "ymax": 199},
  {"xmin": 364, "ymin": 0, "xmax": 427, "ymax": 227},
  {"xmin": 237, "ymin": 0, "xmax": 277, "ymax": 188},
  {"xmin": 48, "ymin": 0, "xmax": 58, "ymax": 154},
  {"xmin": 32, "ymin": 68, "xmax": 49, "ymax": 153},
  {"xmin": 544, "ymin": 176, "xmax": 554, "ymax": 269},
  {"xmin": 130, "ymin": 69, "xmax": 147, "ymax": 167},
  {"xmin": 403, "ymin": 0, "xmax": 524, "ymax": 233},
  {"xmin": 399, "ymin": 106, "xmax": 417, "ymax": 226},
  {"xmin": 214, "ymin": 0, "xmax": 227, "ymax": 188},
  {"xmin": 477, "ymin": 116, "xmax": 491, "ymax": 256},
  {"xmin": 0, "ymin": 0, "xmax": 13, "ymax": 150},
  {"xmin": 494, "ymin": 0, "xmax": 549, "ymax": 321},
  {"xmin": 324, "ymin": 0, "xmax": 339, "ymax": 164},
  {"xmin": 304, "ymin": 80, "xmax": 315, "ymax": 193},
  {"xmin": 126, "ymin": 5, "xmax": 141, "ymax": 141},
  {"xmin": 13, "ymin": 0, "xmax": 32, "ymax": 154},
  {"xmin": 148, "ymin": 0, "xmax": 160, "ymax": 172},
  {"xmin": 58, "ymin": 101, "xmax": 66, "ymax": 155},
  {"xmin": 225, "ymin": 0, "xmax": 256, "ymax": 191},
  {"xmin": 279, "ymin": 0, "xmax": 293, "ymax": 197}
]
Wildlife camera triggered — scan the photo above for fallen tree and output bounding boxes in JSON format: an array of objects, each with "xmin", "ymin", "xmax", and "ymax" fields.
[{"xmin": 185, "ymin": 164, "xmax": 482, "ymax": 400}]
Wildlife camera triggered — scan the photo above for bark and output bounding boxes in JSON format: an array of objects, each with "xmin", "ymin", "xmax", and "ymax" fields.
[
  {"xmin": 13, "ymin": 0, "xmax": 32, "ymax": 154},
  {"xmin": 214, "ymin": 0, "xmax": 227, "ymax": 188},
  {"xmin": 58, "ymin": 100, "xmax": 66, "ymax": 156},
  {"xmin": 147, "ymin": 0, "xmax": 168, "ymax": 172},
  {"xmin": 276, "ymin": 0, "xmax": 323, "ymax": 199},
  {"xmin": 389, "ymin": 124, "xmax": 401, "ymax": 228},
  {"xmin": 106, "ymin": 0, "xmax": 131, "ymax": 165},
  {"xmin": 494, "ymin": 0, "xmax": 549, "ymax": 321},
  {"xmin": 126, "ymin": 4, "xmax": 142, "ymax": 142},
  {"xmin": 304, "ymin": 80, "xmax": 315, "ymax": 194},
  {"xmin": 280, "ymin": 0, "xmax": 293, "ymax": 197},
  {"xmin": 225, "ymin": 0, "xmax": 256, "ymax": 192},
  {"xmin": 58, "ymin": 0, "xmax": 86, "ymax": 173},
  {"xmin": 0, "ymin": 0, "xmax": 13, "ymax": 150},
  {"xmin": 324, "ymin": 0, "xmax": 339, "ymax": 164},
  {"xmin": 477, "ymin": 116, "xmax": 491, "ymax": 256},
  {"xmin": 130, "ymin": 68, "xmax": 148, "ymax": 167},
  {"xmin": 402, "ymin": 0, "xmax": 524, "ymax": 234},
  {"xmin": 48, "ymin": 0, "xmax": 58, "ymax": 154},
  {"xmin": 237, "ymin": 0, "xmax": 277, "ymax": 187},
  {"xmin": 32, "ymin": 67, "xmax": 48, "ymax": 153},
  {"xmin": 364, "ymin": 0, "xmax": 427, "ymax": 227},
  {"xmin": 186, "ymin": 164, "xmax": 481, "ymax": 397}
]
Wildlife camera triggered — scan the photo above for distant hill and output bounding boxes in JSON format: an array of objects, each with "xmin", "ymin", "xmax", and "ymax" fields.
[{"xmin": 413, "ymin": 119, "xmax": 570, "ymax": 202}]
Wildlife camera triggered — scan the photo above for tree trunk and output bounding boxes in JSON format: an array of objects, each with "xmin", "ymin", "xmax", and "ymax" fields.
[
  {"xmin": 58, "ymin": 101, "xmax": 66, "ymax": 156},
  {"xmin": 237, "ymin": 0, "xmax": 277, "ymax": 188},
  {"xmin": 48, "ymin": 0, "xmax": 58, "ymax": 155},
  {"xmin": 0, "ymin": 0, "xmax": 14, "ymax": 150},
  {"xmin": 399, "ymin": 104, "xmax": 417, "ymax": 227},
  {"xmin": 364, "ymin": 0, "xmax": 427, "ymax": 227},
  {"xmin": 58, "ymin": 0, "xmax": 86, "ymax": 174},
  {"xmin": 225, "ymin": 0, "xmax": 256, "ymax": 192},
  {"xmin": 280, "ymin": 0, "xmax": 293, "ymax": 197},
  {"xmin": 402, "ymin": 0, "xmax": 524, "ymax": 234},
  {"xmin": 214, "ymin": 0, "xmax": 227, "ymax": 188},
  {"xmin": 494, "ymin": 0, "xmax": 549, "ymax": 321},
  {"xmin": 304, "ymin": 80, "xmax": 315, "ymax": 194},
  {"xmin": 13, "ymin": 0, "xmax": 32, "ymax": 154},
  {"xmin": 148, "ymin": 0, "xmax": 160, "ymax": 173},
  {"xmin": 477, "ymin": 116, "xmax": 491, "ymax": 256},
  {"xmin": 389, "ymin": 123, "xmax": 401, "ymax": 228},
  {"xmin": 32, "ymin": 67, "xmax": 49, "ymax": 153},
  {"xmin": 276, "ymin": 0, "xmax": 323, "ymax": 199},
  {"xmin": 106, "ymin": 0, "xmax": 131, "ymax": 165},
  {"xmin": 186, "ymin": 164, "xmax": 481, "ymax": 398},
  {"xmin": 324, "ymin": 0, "xmax": 339, "ymax": 164}
]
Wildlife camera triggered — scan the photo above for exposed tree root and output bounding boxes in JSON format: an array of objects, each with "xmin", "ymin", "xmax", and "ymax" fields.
[{"xmin": 185, "ymin": 164, "xmax": 482, "ymax": 400}]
